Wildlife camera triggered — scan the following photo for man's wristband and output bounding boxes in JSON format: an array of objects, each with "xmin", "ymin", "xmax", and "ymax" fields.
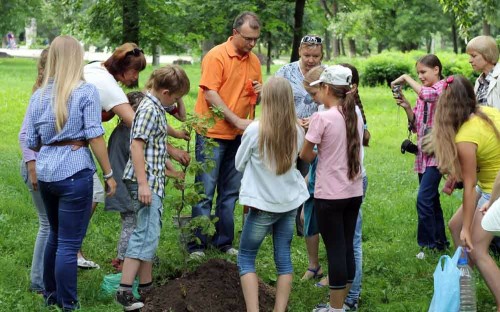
[{"xmin": 103, "ymin": 170, "xmax": 113, "ymax": 180}]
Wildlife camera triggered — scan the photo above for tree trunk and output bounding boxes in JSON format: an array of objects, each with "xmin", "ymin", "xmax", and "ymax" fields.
[
  {"xmin": 290, "ymin": 0, "xmax": 306, "ymax": 62},
  {"xmin": 340, "ymin": 38, "xmax": 346, "ymax": 56},
  {"xmin": 459, "ymin": 38, "xmax": 466, "ymax": 54},
  {"xmin": 122, "ymin": 0, "xmax": 140, "ymax": 44},
  {"xmin": 426, "ymin": 36, "xmax": 432, "ymax": 54},
  {"xmin": 267, "ymin": 38, "xmax": 272, "ymax": 76},
  {"xmin": 348, "ymin": 38, "xmax": 356, "ymax": 57},
  {"xmin": 377, "ymin": 41, "xmax": 384, "ymax": 54},
  {"xmin": 152, "ymin": 44, "xmax": 160, "ymax": 66},
  {"xmin": 332, "ymin": 0, "xmax": 340, "ymax": 58},
  {"xmin": 451, "ymin": 20, "xmax": 458, "ymax": 54},
  {"xmin": 483, "ymin": 20, "xmax": 491, "ymax": 36},
  {"xmin": 201, "ymin": 39, "xmax": 215, "ymax": 62},
  {"xmin": 324, "ymin": 28, "xmax": 331, "ymax": 61}
]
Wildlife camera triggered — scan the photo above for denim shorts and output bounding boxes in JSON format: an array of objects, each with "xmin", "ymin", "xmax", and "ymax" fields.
[
  {"xmin": 238, "ymin": 208, "xmax": 297, "ymax": 276},
  {"xmin": 124, "ymin": 182, "xmax": 163, "ymax": 261},
  {"xmin": 476, "ymin": 185, "xmax": 491, "ymax": 208}
]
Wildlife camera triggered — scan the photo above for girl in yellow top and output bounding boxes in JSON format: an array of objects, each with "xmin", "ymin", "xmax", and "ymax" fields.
[{"xmin": 433, "ymin": 75, "xmax": 500, "ymax": 307}]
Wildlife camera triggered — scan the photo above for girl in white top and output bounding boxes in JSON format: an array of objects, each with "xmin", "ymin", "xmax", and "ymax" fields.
[{"xmin": 236, "ymin": 77, "xmax": 309, "ymax": 312}]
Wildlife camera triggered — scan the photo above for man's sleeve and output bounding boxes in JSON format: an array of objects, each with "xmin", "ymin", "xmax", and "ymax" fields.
[{"xmin": 199, "ymin": 52, "xmax": 224, "ymax": 92}]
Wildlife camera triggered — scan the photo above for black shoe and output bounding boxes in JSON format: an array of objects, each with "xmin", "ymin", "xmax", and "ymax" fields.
[{"xmin": 116, "ymin": 289, "xmax": 144, "ymax": 311}]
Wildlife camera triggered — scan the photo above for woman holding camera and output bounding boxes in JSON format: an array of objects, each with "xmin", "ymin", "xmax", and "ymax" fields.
[
  {"xmin": 390, "ymin": 54, "xmax": 449, "ymax": 259},
  {"xmin": 432, "ymin": 75, "xmax": 500, "ymax": 308}
]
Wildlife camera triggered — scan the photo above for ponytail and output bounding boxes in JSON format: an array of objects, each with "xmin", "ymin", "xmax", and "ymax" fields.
[{"xmin": 328, "ymin": 84, "xmax": 361, "ymax": 180}]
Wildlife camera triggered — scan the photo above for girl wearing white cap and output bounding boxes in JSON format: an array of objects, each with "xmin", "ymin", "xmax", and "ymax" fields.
[{"xmin": 300, "ymin": 65, "xmax": 363, "ymax": 312}]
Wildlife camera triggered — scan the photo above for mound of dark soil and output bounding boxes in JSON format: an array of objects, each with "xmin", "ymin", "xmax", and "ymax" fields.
[{"xmin": 142, "ymin": 259, "xmax": 276, "ymax": 312}]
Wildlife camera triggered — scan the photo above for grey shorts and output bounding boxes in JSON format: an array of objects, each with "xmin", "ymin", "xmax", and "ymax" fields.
[{"xmin": 124, "ymin": 182, "xmax": 163, "ymax": 261}]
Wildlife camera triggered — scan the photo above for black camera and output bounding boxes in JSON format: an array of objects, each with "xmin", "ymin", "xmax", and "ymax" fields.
[
  {"xmin": 392, "ymin": 85, "xmax": 403, "ymax": 99},
  {"xmin": 401, "ymin": 139, "xmax": 418, "ymax": 155}
]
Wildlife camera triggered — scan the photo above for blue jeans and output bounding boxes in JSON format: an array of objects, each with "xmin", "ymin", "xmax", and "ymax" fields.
[
  {"xmin": 238, "ymin": 208, "xmax": 297, "ymax": 276},
  {"xmin": 189, "ymin": 134, "xmax": 243, "ymax": 252},
  {"xmin": 21, "ymin": 162, "xmax": 50, "ymax": 292},
  {"xmin": 345, "ymin": 175, "xmax": 367, "ymax": 305},
  {"xmin": 125, "ymin": 182, "xmax": 163, "ymax": 261},
  {"xmin": 417, "ymin": 166, "xmax": 449, "ymax": 250},
  {"xmin": 38, "ymin": 169, "xmax": 93, "ymax": 311}
]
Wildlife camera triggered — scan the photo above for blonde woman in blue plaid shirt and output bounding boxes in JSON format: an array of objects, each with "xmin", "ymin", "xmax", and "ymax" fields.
[
  {"xmin": 25, "ymin": 35, "xmax": 116, "ymax": 311},
  {"xmin": 116, "ymin": 65, "xmax": 190, "ymax": 311}
]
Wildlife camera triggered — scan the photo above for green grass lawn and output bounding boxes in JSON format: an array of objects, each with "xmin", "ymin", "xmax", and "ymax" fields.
[{"xmin": 0, "ymin": 57, "xmax": 496, "ymax": 312}]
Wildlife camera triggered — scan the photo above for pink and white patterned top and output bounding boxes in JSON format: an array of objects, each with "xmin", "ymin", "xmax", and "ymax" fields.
[{"xmin": 411, "ymin": 79, "xmax": 446, "ymax": 174}]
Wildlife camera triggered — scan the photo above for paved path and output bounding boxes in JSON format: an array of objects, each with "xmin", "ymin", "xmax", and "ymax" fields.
[{"xmin": 0, "ymin": 48, "xmax": 194, "ymax": 64}]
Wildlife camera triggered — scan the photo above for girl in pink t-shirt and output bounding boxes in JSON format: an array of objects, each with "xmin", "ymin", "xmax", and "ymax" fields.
[{"xmin": 300, "ymin": 65, "xmax": 363, "ymax": 312}]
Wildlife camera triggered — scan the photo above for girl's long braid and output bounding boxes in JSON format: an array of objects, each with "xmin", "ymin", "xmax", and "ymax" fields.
[{"xmin": 354, "ymin": 91, "xmax": 370, "ymax": 146}]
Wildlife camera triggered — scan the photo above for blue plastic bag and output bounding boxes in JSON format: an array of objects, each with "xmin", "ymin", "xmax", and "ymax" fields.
[{"xmin": 428, "ymin": 247, "xmax": 462, "ymax": 312}]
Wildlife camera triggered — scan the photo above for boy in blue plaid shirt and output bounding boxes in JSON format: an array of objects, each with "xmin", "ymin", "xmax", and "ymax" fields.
[{"xmin": 116, "ymin": 65, "xmax": 190, "ymax": 311}]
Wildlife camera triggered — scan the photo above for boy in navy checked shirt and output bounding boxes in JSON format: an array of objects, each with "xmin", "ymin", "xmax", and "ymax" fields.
[{"xmin": 116, "ymin": 65, "xmax": 190, "ymax": 311}]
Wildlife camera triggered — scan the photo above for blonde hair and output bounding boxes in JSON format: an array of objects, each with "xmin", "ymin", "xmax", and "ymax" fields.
[
  {"xmin": 259, "ymin": 77, "xmax": 299, "ymax": 175},
  {"xmin": 42, "ymin": 36, "xmax": 85, "ymax": 132},
  {"xmin": 32, "ymin": 48, "xmax": 49, "ymax": 93},
  {"xmin": 466, "ymin": 36, "xmax": 499, "ymax": 64},
  {"xmin": 303, "ymin": 65, "xmax": 324, "ymax": 94},
  {"xmin": 144, "ymin": 65, "xmax": 190, "ymax": 95},
  {"xmin": 433, "ymin": 75, "xmax": 500, "ymax": 178}
]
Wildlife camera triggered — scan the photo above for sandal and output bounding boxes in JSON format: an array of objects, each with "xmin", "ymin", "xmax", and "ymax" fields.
[
  {"xmin": 315, "ymin": 276, "xmax": 329, "ymax": 288},
  {"xmin": 301, "ymin": 265, "xmax": 323, "ymax": 280},
  {"xmin": 77, "ymin": 257, "xmax": 100, "ymax": 269}
]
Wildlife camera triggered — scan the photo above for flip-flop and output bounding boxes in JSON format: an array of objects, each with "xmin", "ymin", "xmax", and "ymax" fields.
[{"xmin": 301, "ymin": 265, "xmax": 323, "ymax": 280}]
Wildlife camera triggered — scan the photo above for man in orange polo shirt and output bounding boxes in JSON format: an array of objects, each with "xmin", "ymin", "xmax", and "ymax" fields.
[{"xmin": 189, "ymin": 12, "xmax": 263, "ymax": 257}]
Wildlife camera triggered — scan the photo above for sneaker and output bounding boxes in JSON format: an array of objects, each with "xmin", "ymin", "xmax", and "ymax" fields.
[
  {"xmin": 225, "ymin": 247, "xmax": 238, "ymax": 256},
  {"xmin": 343, "ymin": 301, "xmax": 358, "ymax": 311},
  {"xmin": 115, "ymin": 289, "xmax": 144, "ymax": 311},
  {"xmin": 189, "ymin": 251, "xmax": 206, "ymax": 260},
  {"xmin": 312, "ymin": 303, "xmax": 330, "ymax": 312},
  {"xmin": 416, "ymin": 251, "xmax": 425, "ymax": 260},
  {"xmin": 77, "ymin": 257, "xmax": 100, "ymax": 269}
]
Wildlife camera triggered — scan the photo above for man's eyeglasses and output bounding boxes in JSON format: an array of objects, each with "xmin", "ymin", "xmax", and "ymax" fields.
[
  {"xmin": 301, "ymin": 35, "xmax": 322, "ymax": 45},
  {"xmin": 235, "ymin": 29, "xmax": 259, "ymax": 43},
  {"xmin": 125, "ymin": 48, "xmax": 144, "ymax": 57}
]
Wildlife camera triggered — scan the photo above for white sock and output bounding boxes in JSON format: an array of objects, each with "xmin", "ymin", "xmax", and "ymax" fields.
[{"xmin": 329, "ymin": 308, "xmax": 345, "ymax": 312}]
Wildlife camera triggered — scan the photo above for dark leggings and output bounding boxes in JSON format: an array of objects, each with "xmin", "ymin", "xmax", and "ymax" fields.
[{"xmin": 315, "ymin": 196, "xmax": 362, "ymax": 289}]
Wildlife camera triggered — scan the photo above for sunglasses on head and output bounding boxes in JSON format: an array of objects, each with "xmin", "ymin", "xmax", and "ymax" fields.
[
  {"xmin": 125, "ymin": 48, "xmax": 144, "ymax": 57},
  {"xmin": 301, "ymin": 35, "xmax": 322, "ymax": 45}
]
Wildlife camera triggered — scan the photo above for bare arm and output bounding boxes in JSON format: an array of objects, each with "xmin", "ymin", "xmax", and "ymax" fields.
[
  {"xmin": 111, "ymin": 103, "xmax": 135, "ymax": 128},
  {"xmin": 205, "ymin": 89, "xmax": 251, "ymax": 131},
  {"xmin": 457, "ymin": 142, "xmax": 478, "ymax": 250},
  {"xmin": 88, "ymin": 136, "xmax": 117, "ymax": 196},
  {"xmin": 391, "ymin": 74, "xmax": 422, "ymax": 95},
  {"xmin": 299, "ymin": 140, "xmax": 317, "ymax": 164},
  {"xmin": 167, "ymin": 124, "xmax": 190, "ymax": 141},
  {"xmin": 173, "ymin": 98, "xmax": 186, "ymax": 122},
  {"xmin": 165, "ymin": 159, "xmax": 185, "ymax": 179},
  {"xmin": 130, "ymin": 138, "xmax": 151, "ymax": 205}
]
